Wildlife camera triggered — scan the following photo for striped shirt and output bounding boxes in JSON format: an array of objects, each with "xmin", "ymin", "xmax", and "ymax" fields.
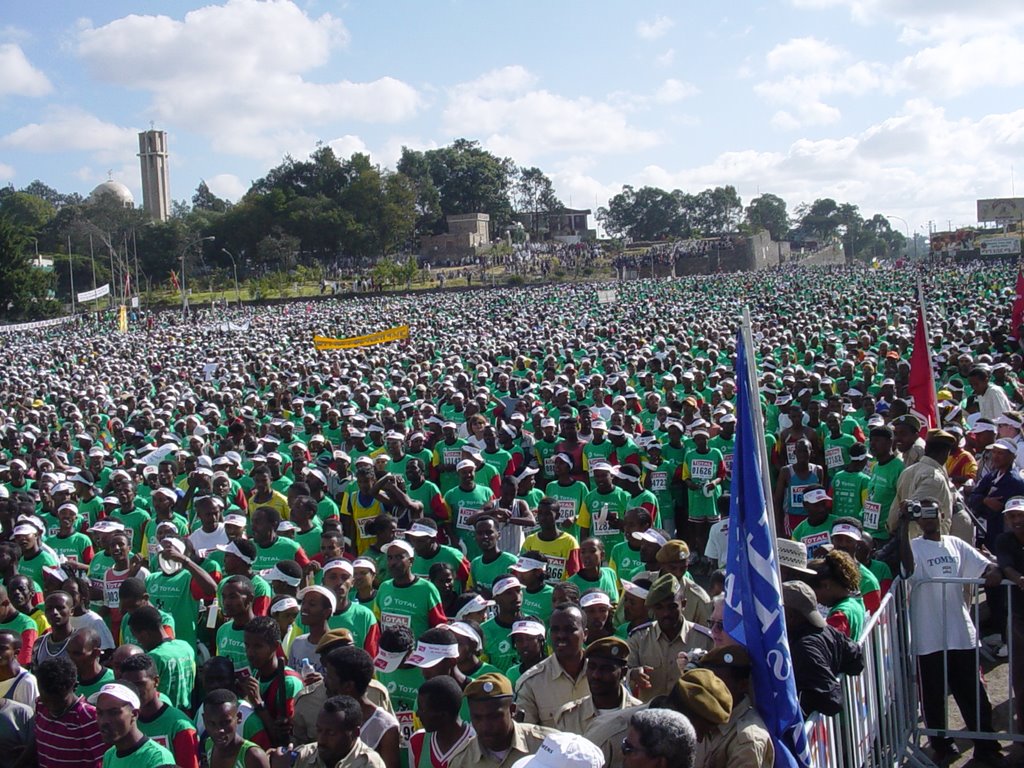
[{"xmin": 35, "ymin": 696, "xmax": 106, "ymax": 768}]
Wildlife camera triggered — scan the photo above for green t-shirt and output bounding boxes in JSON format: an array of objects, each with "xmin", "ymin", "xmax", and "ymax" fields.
[
  {"xmin": 108, "ymin": 508, "xmax": 151, "ymax": 551},
  {"xmin": 521, "ymin": 583, "xmax": 554, "ymax": 625},
  {"xmin": 215, "ymin": 621, "xmax": 250, "ymax": 673},
  {"xmin": 682, "ymin": 447, "xmax": 725, "ymax": 519},
  {"xmin": 791, "ymin": 516, "xmax": 837, "ymax": 559},
  {"xmin": 77, "ymin": 667, "xmax": 115, "ymax": 700},
  {"xmin": 146, "ymin": 570, "xmax": 201, "ymax": 646},
  {"xmin": 481, "ymin": 616, "xmax": 518, "ymax": 671},
  {"xmin": 580, "ymin": 486, "xmax": 631, "ymax": 551},
  {"xmin": 413, "ymin": 545, "xmax": 468, "ymax": 589},
  {"xmin": 136, "ymin": 704, "xmax": 195, "ymax": 762},
  {"xmin": 18, "ymin": 548, "xmax": 60, "ymax": 590},
  {"xmin": 149, "ymin": 639, "xmax": 196, "ymax": 712},
  {"xmin": 316, "ymin": 497, "xmax": 340, "ymax": 524},
  {"xmin": 295, "ymin": 524, "xmax": 323, "ymax": 558},
  {"xmin": 583, "ymin": 440, "xmax": 616, "ymax": 475},
  {"xmin": 823, "ymin": 433, "xmax": 858, "ymax": 477},
  {"xmin": 252, "ymin": 536, "xmax": 305, "ymax": 571},
  {"xmin": 864, "ymin": 457, "xmax": 904, "ymax": 539},
  {"xmin": 443, "ymin": 484, "xmax": 495, "ymax": 560},
  {"xmin": 327, "ymin": 600, "xmax": 378, "ymax": 651},
  {"xmin": 373, "ymin": 577, "xmax": 443, "ymax": 641},
  {"xmin": 470, "ymin": 551, "xmax": 517, "ymax": 593},
  {"xmin": 609, "ymin": 541, "xmax": 645, "ymax": 582},
  {"xmin": 568, "ymin": 567, "xmax": 620, "ymax": 601},
  {"xmin": 830, "ymin": 595, "xmax": 866, "ymax": 641},
  {"xmin": 120, "ymin": 608, "xmax": 176, "ymax": 647},
  {"xmin": 544, "ymin": 480, "xmax": 589, "ymax": 537},
  {"xmin": 831, "ymin": 469, "xmax": 871, "ymax": 522},
  {"xmin": 47, "ymin": 531, "xmax": 93, "ymax": 563},
  {"xmin": 102, "ymin": 737, "xmax": 176, "ymax": 768}
]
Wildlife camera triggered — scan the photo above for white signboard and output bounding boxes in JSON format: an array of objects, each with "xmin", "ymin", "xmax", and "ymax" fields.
[
  {"xmin": 77, "ymin": 284, "xmax": 111, "ymax": 303},
  {"xmin": 978, "ymin": 236, "xmax": 1022, "ymax": 256},
  {"xmin": 597, "ymin": 289, "xmax": 617, "ymax": 305}
]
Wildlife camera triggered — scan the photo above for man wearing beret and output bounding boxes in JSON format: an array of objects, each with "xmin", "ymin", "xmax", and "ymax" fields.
[
  {"xmin": 448, "ymin": 673, "xmax": 555, "ymax": 768},
  {"xmin": 625, "ymin": 573, "xmax": 713, "ymax": 703},
  {"xmin": 554, "ymin": 636, "xmax": 640, "ymax": 735},
  {"xmin": 664, "ymin": 668, "xmax": 732, "ymax": 747},
  {"xmin": 697, "ymin": 646, "xmax": 774, "ymax": 767},
  {"xmin": 654, "ymin": 540, "xmax": 711, "ymax": 626},
  {"xmin": 891, "ymin": 414, "xmax": 925, "ymax": 468},
  {"xmin": 886, "ymin": 429, "xmax": 958, "ymax": 538}
]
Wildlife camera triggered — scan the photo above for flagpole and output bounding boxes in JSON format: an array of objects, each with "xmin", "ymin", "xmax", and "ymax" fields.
[
  {"xmin": 740, "ymin": 306, "xmax": 783, "ymax": 579},
  {"xmin": 916, "ymin": 279, "xmax": 941, "ymax": 427}
]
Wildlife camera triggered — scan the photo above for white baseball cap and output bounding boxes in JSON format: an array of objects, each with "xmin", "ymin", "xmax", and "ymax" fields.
[
  {"xmin": 510, "ymin": 733, "xmax": 605, "ymax": 768},
  {"xmin": 407, "ymin": 640, "xmax": 459, "ymax": 668}
]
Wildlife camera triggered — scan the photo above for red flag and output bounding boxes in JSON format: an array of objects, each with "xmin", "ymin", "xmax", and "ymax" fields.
[
  {"xmin": 1012, "ymin": 266, "xmax": 1024, "ymax": 335},
  {"xmin": 908, "ymin": 304, "xmax": 938, "ymax": 431},
  {"xmin": 169, "ymin": 270, "xmax": 180, "ymax": 291}
]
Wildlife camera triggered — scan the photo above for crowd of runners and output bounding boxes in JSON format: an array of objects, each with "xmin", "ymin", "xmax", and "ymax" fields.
[{"xmin": 0, "ymin": 259, "xmax": 1019, "ymax": 767}]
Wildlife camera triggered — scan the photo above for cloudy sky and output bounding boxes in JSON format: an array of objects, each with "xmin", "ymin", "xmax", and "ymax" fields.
[{"xmin": 2, "ymin": 0, "xmax": 1024, "ymax": 235}]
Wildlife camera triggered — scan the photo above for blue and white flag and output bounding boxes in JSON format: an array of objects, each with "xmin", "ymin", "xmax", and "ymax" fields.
[{"xmin": 724, "ymin": 325, "xmax": 811, "ymax": 768}]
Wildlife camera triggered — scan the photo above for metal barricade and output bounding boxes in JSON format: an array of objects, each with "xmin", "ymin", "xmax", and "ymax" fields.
[{"xmin": 802, "ymin": 576, "xmax": 1020, "ymax": 768}]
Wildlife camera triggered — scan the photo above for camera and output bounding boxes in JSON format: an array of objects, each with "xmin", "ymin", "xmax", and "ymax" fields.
[{"xmin": 907, "ymin": 500, "xmax": 939, "ymax": 520}]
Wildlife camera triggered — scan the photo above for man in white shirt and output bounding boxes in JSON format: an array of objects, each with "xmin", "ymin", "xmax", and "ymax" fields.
[
  {"xmin": 898, "ymin": 496, "xmax": 1003, "ymax": 764},
  {"xmin": 969, "ymin": 365, "xmax": 1013, "ymax": 422}
]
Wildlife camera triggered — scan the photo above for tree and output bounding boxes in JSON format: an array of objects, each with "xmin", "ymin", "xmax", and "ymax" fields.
[
  {"xmin": 422, "ymin": 139, "xmax": 515, "ymax": 230},
  {"xmin": 0, "ymin": 192, "xmax": 56, "ymax": 236},
  {"xmin": 689, "ymin": 186, "xmax": 742, "ymax": 235},
  {"xmin": 192, "ymin": 181, "xmax": 230, "ymax": 213},
  {"xmin": 512, "ymin": 167, "xmax": 562, "ymax": 234},
  {"xmin": 20, "ymin": 180, "xmax": 81, "ymax": 208},
  {"xmin": 0, "ymin": 214, "xmax": 59, "ymax": 319},
  {"xmin": 396, "ymin": 148, "xmax": 443, "ymax": 235},
  {"xmin": 745, "ymin": 193, "xmax": 789, "ymax": 240},
  {"xmin": 597, "ymin": 185, "xmax": 687, "ymax": 241}
]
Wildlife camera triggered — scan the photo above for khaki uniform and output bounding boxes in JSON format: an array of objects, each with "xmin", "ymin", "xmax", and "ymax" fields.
[
  {"xmin": 582, "ymin": 704, "xmax": 647, "ymax": 768},
  {"xmin": 293, "ymin": 678, "xmax": 393, "ymax": 744},
  {"xmin": 554, "ymin": 686, "xmax": 641, "ymax": 735},
  {"xmin": 680, "ymin": 579, "xmax": 712, "ymax": 626},
  {"xmin": 695, "ymin": 696, "xmax": 775, "ymax": 768},
  {"xmin": 513, "ymin": 654, "xmax": 590, "ymax": 726},
  {"xmin": 448, "ymin": 721, "xmax": 555, "ymax": 768},
  {"xmin": 290, "ymin": 739, "xmax": 388, "ymax": 768},
  {"xmin": 626, "ymin": 621, "xmax": 714, "ymax": 702},
  {"xmin": 886, "ymin": 456, "xmax": 954, "ymax": 537}
]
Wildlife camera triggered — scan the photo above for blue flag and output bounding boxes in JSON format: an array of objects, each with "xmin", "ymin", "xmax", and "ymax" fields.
[{"xmin": 723, "ymin": 326, "xmax": 810, "ymax": 768}]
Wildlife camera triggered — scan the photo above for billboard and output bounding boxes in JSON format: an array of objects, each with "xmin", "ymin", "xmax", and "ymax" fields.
[
  {"xmin": 977, "ymin": 197, "xmax": 1024, "ymax": 224},
  {"xmin": 978, "ymin": 236, "xmax": 1022, "ymax": 255}
]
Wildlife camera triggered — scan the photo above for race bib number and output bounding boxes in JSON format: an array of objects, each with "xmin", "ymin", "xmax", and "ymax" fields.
[
  {"xmin": 397, "ymin": 711, "xmax": 416, "ymax": 746},
  {"xmin": 556, "ymin": 499, "xmax": 577, "ymax": 524},
  {"xmin": 444, "ymin": 450, "xmax": 461, "ymax": 466},
  {"xmin": 863, "ymin": 501, "xmax": 882, "ymax": 530},
  {"xmin": 592, "ymin": 516, "xmax": 613, "ymax": 535},
  {"xmin": 457, "ymin": 507, "xmax": 480, "ymax": 531},
  {"xmin": 103, "ymin": 581, "xmax": 120, "ymax": 608},
  {"xmin": 544, "ymin": 457, "xmax": 556, "ymax": 477},
  {"xmin": 825, "ymin": 446, "xmax": 844, "ymax": 469},
  {"xmin": 381, "ymin": 612, "xmax": 411, "ymax": 629},
  {"xmin": 650, "ymin": 471, "xmax": 667, "ymax": 492},
  {"xmin": 802, "ymin": 531, "xmax": 831, "ymax": 556},
  {"xmin": 786, "ymin": 443, "xmax": 797, "ymax": 465},
  {"xmin": 691, "ymin": 459, "xmax": 714, "ymax": 480},
  {"xmin": 722, "ymin": 454, "xmax": 734, "ymax": 474},
  {"xmin": 357, "ymin": 517, "xmax": 375, "ymax": 537},
  {"xmin": 790, "ymin": 486, "xmax": 805, "ymax": 509},
  {"xmin": 545, "ymin": 557, "xmax": 567, "ymax": 581}
]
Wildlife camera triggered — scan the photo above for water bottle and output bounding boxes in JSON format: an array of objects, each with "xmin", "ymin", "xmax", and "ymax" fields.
[{"xmin": 301, "ymin": 657, "xmax": 316, "ymax": 680}]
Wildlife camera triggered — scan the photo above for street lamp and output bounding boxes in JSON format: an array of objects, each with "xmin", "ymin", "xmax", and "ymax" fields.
[
  {"xmin": 181, "ymin": 235, "xmax": 214, "ymax": 319},
  {"xmin": 885, "ymin": 215, "xmax": 910, "ymax": 259},
  {"xmin": 222, "ymin": 248, "xmax": 242, "ymax": 308}
]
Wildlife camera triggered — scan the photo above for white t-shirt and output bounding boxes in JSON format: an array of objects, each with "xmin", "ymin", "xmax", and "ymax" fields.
[
  {"xmin": 704, "ymin": 519, "xmax": 730, "ymax": 567},
  {"xmin": 0, "ymin": 670, "xmax": 38, "ymax": 710},
  {"xmin": 189, "ymin": 525, "xmax": 229, "ymax": 557},
  {"xmin": 70, "ymin": 611, "xmax": 116, "ymax": 650},
  {"xmin": 908, "ymin": 535, "xmax": 992, "ymax": 655}
]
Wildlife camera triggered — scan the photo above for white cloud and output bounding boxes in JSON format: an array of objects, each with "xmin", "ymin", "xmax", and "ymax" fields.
[
  {"xmin": 765, "ymin": 37, "xmax": 843, "ymax": 71},
  {"xmin": 443, "ymin": 66, "xmax": 660, "ymax": 162},
  {"xmin": 654, "ymin": 79, "xmax": 699, "ymax": 104},
  {"xmin": 0, "ymin": 162, "xmax": 14, "ymax": 182},
  {"xmin": 755, "ymin": 38, "xmax": 883, "ymax": 128},
  {"xmin": 327, "ymin": 135, "xmax": 369, "ymax": 159},
  {"xmin": 0, "ymin": 43, "xmax": 51, "ymax": 97},
  {"xmin": 636, "ymin": 15, "xmax": 675, "ymax": 40},
  {"xmin": 894, "ymin": 34, "xmax": 1024, "ymax": 96},
  {"xmin": 656, "ymin": 49, "xmax": 676, "ymax": 67},
  {"xmin": 206, "ymin": 173, "xmax": 247, "ymax": 202},
  {"xmin": 74, "ymin": 0, "xmax": 420, "ymax": 159},
  {"xmin": 632, "ymin": 100, "xmax": 1024, "ymax": 230},
  {"xmin": 1, "ymin": 107, "xmax": 136, "ymax": 154}
]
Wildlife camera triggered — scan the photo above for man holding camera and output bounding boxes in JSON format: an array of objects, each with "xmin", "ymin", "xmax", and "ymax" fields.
[{"xmin": 898, "ymin": 496, "xmax": 1003, "ymax": 764}]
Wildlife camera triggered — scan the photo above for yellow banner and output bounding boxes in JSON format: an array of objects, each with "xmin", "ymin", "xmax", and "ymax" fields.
[
  {"xmin": 118, "ymin": 304, "xmax": 128, "ymax": 333},
  {"xmin": 314, "ymin": 325, "xmax": 409, "ymax": 350}
]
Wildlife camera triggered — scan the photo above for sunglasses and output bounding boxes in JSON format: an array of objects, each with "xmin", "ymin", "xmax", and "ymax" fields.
[
  {"xmin": 708, "ymin": 619, "xmax": 725, "ymax": 631},
  {"xmin": 621, "ymin": 738, "xmax": 643, "ymax": 756}
]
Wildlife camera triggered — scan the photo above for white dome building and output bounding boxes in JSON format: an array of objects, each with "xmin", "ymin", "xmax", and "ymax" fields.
[{"xmin": 88, "ymin": 180, "xmax": 135, "ymax": 208}]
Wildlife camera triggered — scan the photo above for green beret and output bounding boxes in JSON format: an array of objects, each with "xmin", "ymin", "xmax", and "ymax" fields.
[{"xmin": 645, "ymin": 573, "xmax": 680, "ymax": 608}]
